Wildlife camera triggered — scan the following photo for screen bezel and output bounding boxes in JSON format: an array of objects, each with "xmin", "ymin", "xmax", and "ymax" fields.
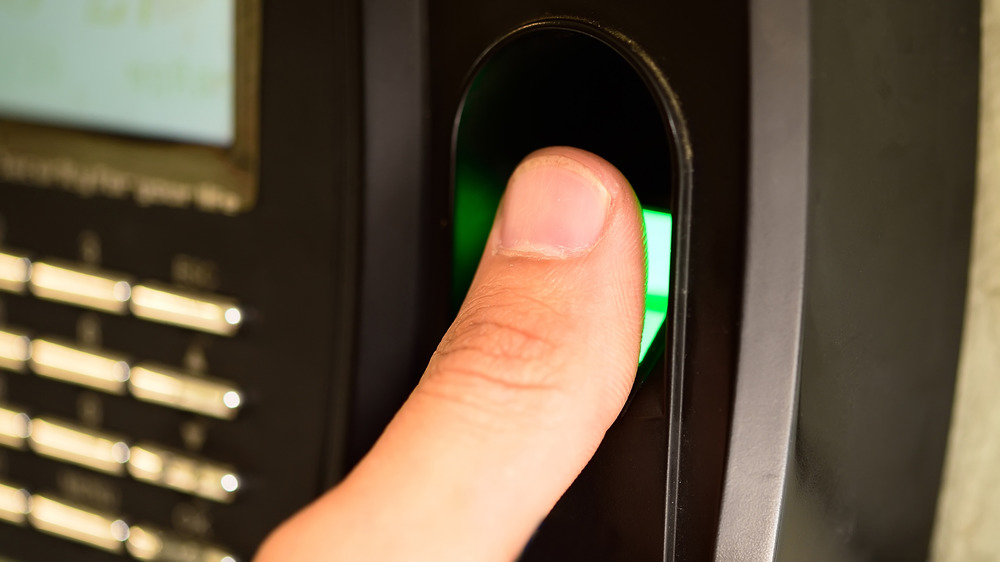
[{"xmin": 0, "ymin": 0, "xmax": 261, "ymax": 215}]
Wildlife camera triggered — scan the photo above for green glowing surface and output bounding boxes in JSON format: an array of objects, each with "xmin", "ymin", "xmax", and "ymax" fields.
[
  {"xmin": 452, "ymin": 160, "xmax": 503, "ymax": 312},
  {"xmin": 453, "ymin": 166, "xmax": 673, "ymax": 366},
  {"xmin": 639, "ymin": 209, "xmax": 672, "ymax": 363}
]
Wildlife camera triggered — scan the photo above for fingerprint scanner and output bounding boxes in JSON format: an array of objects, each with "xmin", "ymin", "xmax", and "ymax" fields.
[{"xmin": 452, "ymin": 24, "xmax": 676, "ymax": 373}]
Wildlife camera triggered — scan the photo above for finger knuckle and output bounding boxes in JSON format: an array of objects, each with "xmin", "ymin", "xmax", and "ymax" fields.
[{"xmin": 423, "ymin": 290, "xmax": 576, "ymax": 422}]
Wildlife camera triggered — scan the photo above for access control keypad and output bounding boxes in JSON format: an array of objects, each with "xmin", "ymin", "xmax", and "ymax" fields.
[{"xmin": 0, "ymin": 249, "xmax": 244, "ymax": 561}]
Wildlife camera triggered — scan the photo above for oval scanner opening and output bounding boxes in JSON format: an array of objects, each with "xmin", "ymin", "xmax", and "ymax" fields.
[{"xmin": 453, "ymin": 26, "xmax": 675, "ymax": 378}]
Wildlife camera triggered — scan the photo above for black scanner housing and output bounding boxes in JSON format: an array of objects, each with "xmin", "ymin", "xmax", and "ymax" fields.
[{"xmin": 0, "ymin": 0, "xmax": 980, "ymax": 560}]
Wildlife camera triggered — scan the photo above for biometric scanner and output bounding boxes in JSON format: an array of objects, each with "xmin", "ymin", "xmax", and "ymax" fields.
[
  {"xmin": 417, "ymin": 1, "xmax": 979, "ymax": 559},
  {"xmin": 0, "ymin": 0, "xmax": 980, "ymax": 560}
]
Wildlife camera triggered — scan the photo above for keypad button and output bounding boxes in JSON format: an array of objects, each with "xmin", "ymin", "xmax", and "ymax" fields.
[
  {"xmin": 27, "ymin": 493, "xmax": 130, "ymax": 553},
  {"xmin": 0, "ymin": 251, "xmax": 31, "ymax": 294},
  {"xmin": 29, "ymin": 260, "xmax": 132, "ymax": 314},
  {"xmin": 29, "ymin": 338, "xmax": 130, "ymax": 394},
  {"xmin": 129, "ymin": 282, "xmax": 243, "ymax": 336},
  {"xmin": 28, "ymin": 417, "xmax": 131, "ymax": 475},
  {"xmin": 0, "ymin": 480, "xmax": 30, "ymax": 525},
  {"xmin": 128, "ymin": 443, "xmax": 240, "ymax": 503},
  {"xmin": 127, "ymin": 523, "xmax": 239, "ymax": 562},
  {"xmin": 129, "ymin": 363, "xmax": 242, "ymax": 420},
  {"xmin": 0, "ymin": 405, "xmax": 31, "ymax": 449},
  {"xmin": 0, "ymin": 327, "xmax": 31, "ymax": 373}
]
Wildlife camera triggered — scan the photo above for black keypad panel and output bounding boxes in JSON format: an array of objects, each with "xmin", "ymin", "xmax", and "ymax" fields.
[{"xmin": 0, "ymin": 252, "xmax": 246, "ymax": 559}]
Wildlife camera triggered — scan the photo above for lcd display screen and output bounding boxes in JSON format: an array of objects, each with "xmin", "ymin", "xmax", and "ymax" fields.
[{"xmin": 0, "ymin": 0, "xmax": 235, "ymax": 146}]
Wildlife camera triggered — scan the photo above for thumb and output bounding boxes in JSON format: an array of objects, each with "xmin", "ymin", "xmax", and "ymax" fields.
[{"xmin": 256, "ymin": 147, "xmax": 647, "ymax": 561}]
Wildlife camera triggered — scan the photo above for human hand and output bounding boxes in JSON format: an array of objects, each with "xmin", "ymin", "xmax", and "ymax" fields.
[{"xmin": 255, "ymin": 146, "xmax": 647, "ymax": 561}]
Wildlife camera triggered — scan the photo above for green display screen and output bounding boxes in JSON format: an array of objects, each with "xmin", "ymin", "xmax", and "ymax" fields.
[
  {"xmin": 452, "ymin": 168, "xmax": 672, "ymax": 366},
  {"xmin": 0, "ymin": 0, "xmax": 235, "ymax": 146}
]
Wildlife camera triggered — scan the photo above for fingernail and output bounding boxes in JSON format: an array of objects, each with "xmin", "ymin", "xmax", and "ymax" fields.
[{"xmin": 498, "ymin": 154, "xmax": 611, "ymax": 258}]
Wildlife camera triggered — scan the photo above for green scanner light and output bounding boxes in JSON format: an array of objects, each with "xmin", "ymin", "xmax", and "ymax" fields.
[
  {"xmin": 453, "ymin": 166, "xmax": 672, "ymax": 367},
  {"xmin": 639, "ymin": 208, "xmax": 672, "ymax": 364}
]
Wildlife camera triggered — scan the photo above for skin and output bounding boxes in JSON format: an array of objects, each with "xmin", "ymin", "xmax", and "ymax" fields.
[{"xmin": 255, "ymin": 147, "xmax": 647, "ymax": 561}]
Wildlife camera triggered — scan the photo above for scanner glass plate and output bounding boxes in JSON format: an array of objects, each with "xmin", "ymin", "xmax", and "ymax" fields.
[{"xmin": 452, "ymin": 27, "xmax": 676, "ymax": 372}]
